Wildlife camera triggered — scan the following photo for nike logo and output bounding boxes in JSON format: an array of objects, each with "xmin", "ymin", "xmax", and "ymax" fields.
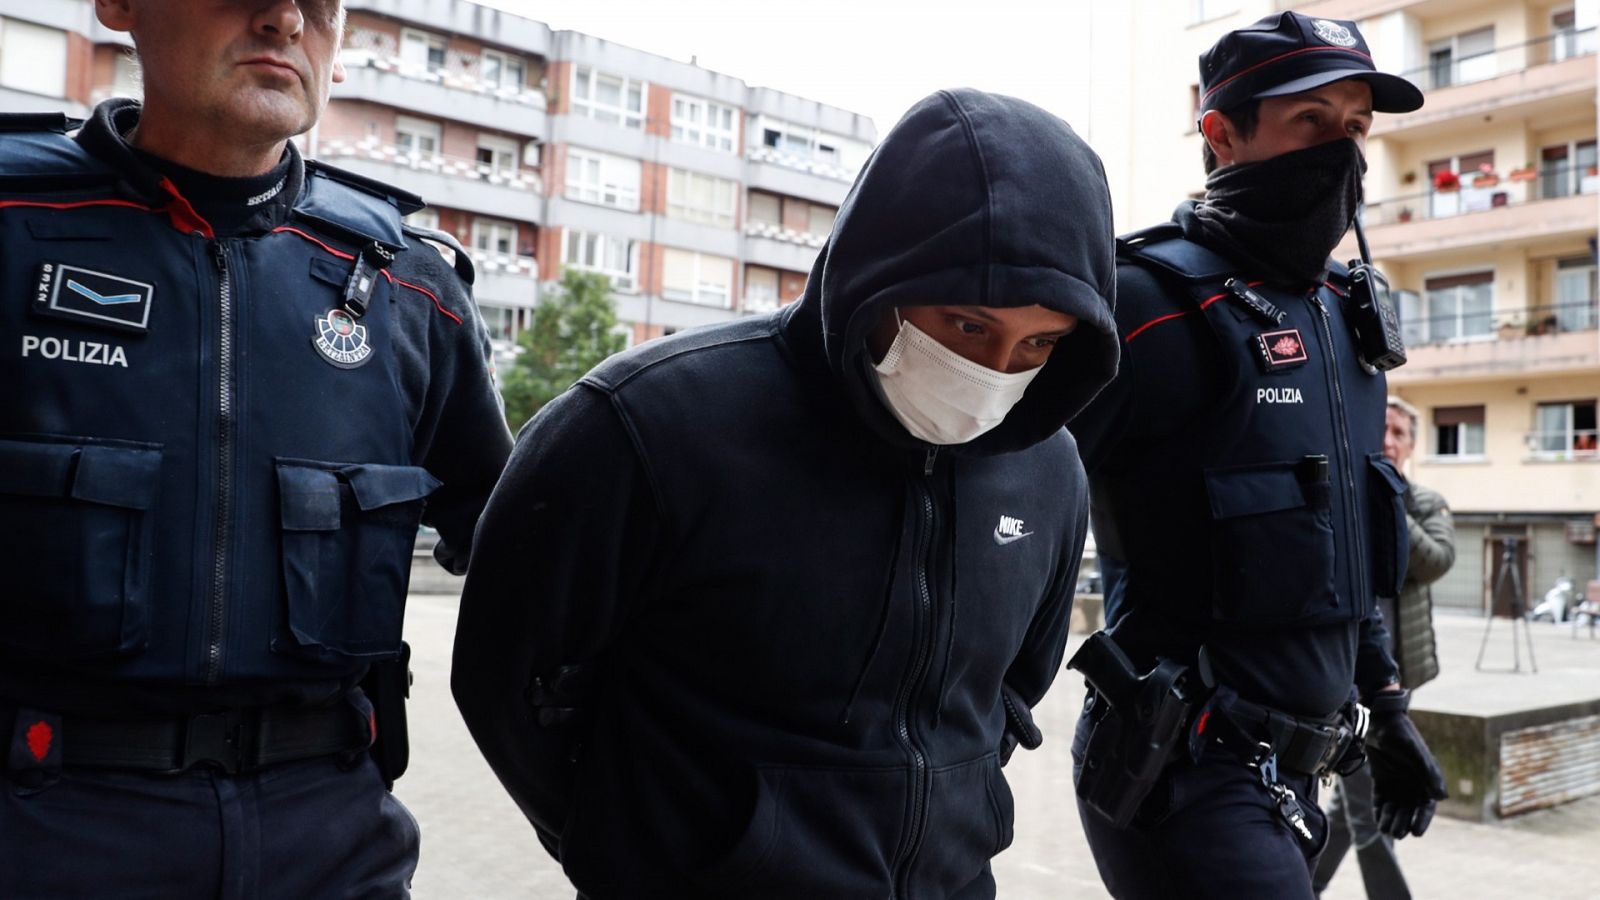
[
  {"xmin": 993, "ymin": 514, "xmax": 1033, "ymax": 545},
  {"xmin": 66, "ymin": 279, "xmax": 142, "ymax": 306}
]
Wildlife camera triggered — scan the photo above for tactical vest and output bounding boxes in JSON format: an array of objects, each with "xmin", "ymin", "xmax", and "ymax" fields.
[
  {"xmin": 1101, "ymin": 226, "xmax": 1407, "ymax": 633},
  {"xmin": 0, "ymin": 116, "xmax": 454, "ymax": 687}
]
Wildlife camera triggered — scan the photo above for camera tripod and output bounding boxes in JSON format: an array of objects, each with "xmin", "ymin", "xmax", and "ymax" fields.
[{"xmin": 1475, "ymin": 536, "xmax": 1538, "ymax": 673}]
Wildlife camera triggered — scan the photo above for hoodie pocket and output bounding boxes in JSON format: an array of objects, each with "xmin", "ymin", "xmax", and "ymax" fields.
[
  {"xmin": 1204, "ymin": 461, "xmax": 1336, "ymax": 626},
  {"xmin": 0, "ymin": 438, "xmax": 161, "ymax": 658},
  {"xmin": 274, "ymin": 459, "xmax": 439, "ymax": 660},
  {"xmin": 694, "ymin": 764, "xmax": 908, "ymax": 897}
]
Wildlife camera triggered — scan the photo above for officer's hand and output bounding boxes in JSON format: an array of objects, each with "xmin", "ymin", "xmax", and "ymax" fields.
[{"xmin": 1365, "ymin": 689, "xmax": 1448, "ymax": 839}]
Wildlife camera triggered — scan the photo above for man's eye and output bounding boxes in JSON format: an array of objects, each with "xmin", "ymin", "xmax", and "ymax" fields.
[
  {"xmin": 956, "ymin": 321, "xmax": 984, "ymax": 335},
  {"xmin": 1027, "ymin": 337, "xmax": 1059, "ymax": 349}
]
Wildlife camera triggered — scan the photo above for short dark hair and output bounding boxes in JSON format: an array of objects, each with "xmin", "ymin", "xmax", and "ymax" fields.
[{"xmin": 1201, "ymin": 100, "xmax": 1261, "ymax": 175}]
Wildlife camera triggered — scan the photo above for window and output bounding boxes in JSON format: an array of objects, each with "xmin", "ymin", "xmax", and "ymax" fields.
[
  {"xmin": 1553, "ymin": 258, "xmax": 1598, "ymax": 333},
  {"xmin": 0, "ymin": 18, "xmax": 67, "ymax": 97},
  {"xmin": 404, "ymin": 208, "xmax": 440, "ymax": 231},
  {"xmin": 671, "ymin": 96, "xmax": 738, "ymax": 152},
  {"xmin": 1422, "ymin": 271, "xmax": 1494, "ymax": 343},
  {"xmin": 1191, "ymin": 1, "xmax": 1237, "ymax": 24},
  {"xmin": 1428, "ymin": 27, "xmax": 1495, "ymax": 89},
  {"xmin": 562, "ymin": 230, "xmax": 638, "ymax": 292},
  {"xmin": 395, "ymin": 116, "xmax": 441, "ymax": 159},
  {"xmin": 478, "ymin": 304, "xmax": 519, "ymax": 342},
  {"xmin": 399, "ymin": 28, "xmax": 447, "ymax": 74},
  {"xmin": 666, "ymin": 170, "xmax": 737, "ymax": 227},
  {"xmin": 747, "ymin": 192, "xmax": 780, "ymax": 226},
  {"xmin": 807, "ymin": 203, "xmax": 836, "ymax": 237},
  {"xmin": 571, "ymin": 66, "xmax": 645, "ymax": 130},
  {"xmin": 480, "ymin": 49, "xmax": 525, "ymax": 91},
  {"xmin": 744, "ymin": 266, "xmax": 780, "ymax": 312},
  {"xmin": 1434, "ymin": 406, "xmax": 1486, "ymax": 458},
  {"xmin": 1533, "ymin": 400, "xmax": 1598, "ymax": 456},
  {"xmin": 1427, "ymin": 151, "xmax": 1495, "ymax": 218},
  {"xmin": 1551, "ymin": 8, "xmax": 1598, "ymax": 62},
  {"xmin": 471, "ymin": 217, "xmax": 518, "ymax": 256},
  {"xmin": 476, "ymin": 135, "xmax": 519, "ymax": 177},
  {"xmin": 565, "ymin": 149, "xmax": 641, "ymax": 211},
  {"xmin": 1538, "ymin": 140, "xmax": 1598, "ymax": 199},
  {"xmin": 661, "ymin": 249, "xmax": 734, "ymax": 308}
]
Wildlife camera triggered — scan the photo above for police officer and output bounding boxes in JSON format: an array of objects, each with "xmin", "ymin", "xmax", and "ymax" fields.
[
  {"xmin": 0, "ymin": 1, "xmax": 511, "ymax": 896},
  {"xmin": 1068, "ymin": 12, "xmax": 1449, "ymax": 899}
]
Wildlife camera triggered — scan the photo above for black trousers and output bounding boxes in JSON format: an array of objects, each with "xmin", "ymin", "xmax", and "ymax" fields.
[{"xmin": 1073, "ymin": 711, "xmax": 1330, "ymax": 900}]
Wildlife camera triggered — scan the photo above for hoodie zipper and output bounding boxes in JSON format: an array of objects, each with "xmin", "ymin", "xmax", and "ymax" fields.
[
  {"xmin": 1310, "ymin": 294, "xmax": 1366, "ymax": 615},
  {"xmin": 892, "ymin": 447, "xmax": 938, "ymax": 897},
  {"xmin": 205, "ymin": 241, "xmax": 237, "ymax": 683}
]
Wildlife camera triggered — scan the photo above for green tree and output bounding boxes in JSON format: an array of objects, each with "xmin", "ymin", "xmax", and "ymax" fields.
[{"xmin": 501, "ymin": 268, "xmax": 627, "ymax": 432}]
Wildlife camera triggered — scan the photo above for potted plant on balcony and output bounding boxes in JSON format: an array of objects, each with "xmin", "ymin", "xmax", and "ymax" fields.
[
  {"xmin": 1471, "ymin": 163, "xmax": 1499, "ymax": 188},
  {"xmin": 1509, "ymin": 162, "xmax": 1537, "ymax": 182},
  {"xmin": 1433, "ymin": 169, "xmax": 1461, "ymax": 192},
  {"xmin": 1397, "ymin": 206, "xmax": 1414, "ymax": 223}
]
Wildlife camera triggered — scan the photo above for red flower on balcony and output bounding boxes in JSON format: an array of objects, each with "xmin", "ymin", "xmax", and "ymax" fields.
[{"xmin": 1433, "ymin": 170, "xmax": 1460, "ymax": 191}]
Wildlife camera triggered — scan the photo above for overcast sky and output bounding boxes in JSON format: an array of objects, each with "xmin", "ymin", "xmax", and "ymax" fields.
[{"xmin": 479, "ymin": 0, "xmax": 1096, "ymax": 141}]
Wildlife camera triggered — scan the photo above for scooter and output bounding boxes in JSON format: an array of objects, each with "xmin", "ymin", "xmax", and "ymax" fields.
[{"xmin": 1530, "ymin": 575, "xmax": 1576, "ymax": 623}]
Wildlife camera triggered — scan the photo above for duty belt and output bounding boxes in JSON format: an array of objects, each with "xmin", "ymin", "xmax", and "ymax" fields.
[
  {"xmin": 1208, "ymin": 692, "xmax": 1360, "ymax": 777},
  {"xmin": 2, "ymin": 700, "xmax": 367, "ymax": 775}
]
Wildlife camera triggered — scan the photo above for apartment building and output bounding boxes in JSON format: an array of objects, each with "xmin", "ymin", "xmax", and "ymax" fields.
[
  {"xmin": 1090, "ymin": 0, "xmax": 1600, "ymax": 612},
  {"xmin": 0, "ymin": 0, "xmax": 876, "ymax": 350}
]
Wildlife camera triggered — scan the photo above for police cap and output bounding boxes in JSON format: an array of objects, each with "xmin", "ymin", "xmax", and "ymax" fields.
[{"xmin": 1198, "ymin": 11, "xmax": 1424, "ymax": 116}]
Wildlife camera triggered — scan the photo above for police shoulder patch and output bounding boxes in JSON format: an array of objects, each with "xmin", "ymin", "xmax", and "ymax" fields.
[
  {"xmin": 312, "ymin": 308, "xmax": 374, "ymax": 369},
  {"xmin": 33, "ymin": 262, "xmax": 153, "ymax": 333}
]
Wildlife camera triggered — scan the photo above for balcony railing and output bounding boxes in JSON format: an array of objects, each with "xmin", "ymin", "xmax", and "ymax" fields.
[
  {"xmin": 744, "ymin": 220, "xmax": 828, "ymax": 249},
  {"xmin": 339, "ymin": 31, "xmax": 546, "ymax": 108},
  {"xmin": 470, "ymin": 251, "xmax": 539, "ymax": 278},
  {"xmin": 1525, "ymin": 429, "xmax": 1599, "ymax": 460},
  {"xmin": 1402, "ymin": 298, "xmax": 1597, "ymax": 348},
  {"xmin": 317, "ymin": 139, "xmax": 542, "ymax": 192},
  {"xmin": 1364, "ymin": 163, "xmax": 1597, "ymax": 227},
  {"xmin": 744, "ymin": 145, "xmax": 855, "ymax": 182},
  {"xmin": 1401, "ymin": 27, "xmax": 1596, "ymax": 93}
]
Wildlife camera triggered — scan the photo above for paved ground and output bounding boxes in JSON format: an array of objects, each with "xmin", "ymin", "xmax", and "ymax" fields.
[{"xmin": 399, "ymin": 594, "xmax": 1600, "ymax": 898}]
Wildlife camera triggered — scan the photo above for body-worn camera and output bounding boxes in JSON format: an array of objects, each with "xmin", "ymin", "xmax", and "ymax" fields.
[{"xmin": 1344, "ymin": 260, "xmax": 1406, "ymax": 371}]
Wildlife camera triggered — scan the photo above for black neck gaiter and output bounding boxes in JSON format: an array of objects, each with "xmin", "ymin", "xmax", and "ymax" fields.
[{"xmin": 1190, "ymin": 138, "xmax": 1367, "ymax": 288}]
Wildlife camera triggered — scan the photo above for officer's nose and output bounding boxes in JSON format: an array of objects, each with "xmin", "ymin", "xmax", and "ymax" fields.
[{"xmin": 255, "ymin": 0, "xmax": 305, "ymax": 43}]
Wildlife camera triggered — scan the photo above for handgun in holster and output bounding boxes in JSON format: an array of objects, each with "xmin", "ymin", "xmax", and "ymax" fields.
[
  {"xmin": 1067, "ymin": 631, "xmax": 1199, "ymax": 829},
  {"xmin": 361, "ymin": 641, "xmax": 412, "ymax": 790}
]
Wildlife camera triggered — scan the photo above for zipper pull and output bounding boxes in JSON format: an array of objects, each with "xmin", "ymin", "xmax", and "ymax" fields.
[
  {"xmin": 923, "ymin": 447, "xmax": 937, "ymax": 477},
  {"xmin": 209, "ymin": 242, "xmax": 227, "ymax": 272}
]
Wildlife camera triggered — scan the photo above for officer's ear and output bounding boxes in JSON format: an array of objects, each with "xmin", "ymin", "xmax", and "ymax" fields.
[
  {"xmin": 93, "ymin": 0, "xmax": 136, "ymax": 32},
  {"xmin": 1200, "ymin": 110, "xmax": 1241, "ymax": 169}
]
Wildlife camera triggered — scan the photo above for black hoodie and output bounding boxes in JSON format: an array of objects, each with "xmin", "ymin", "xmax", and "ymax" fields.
[{"xmin": 453, "ymin": 88, "xmax": 1119, "ymax": 898}]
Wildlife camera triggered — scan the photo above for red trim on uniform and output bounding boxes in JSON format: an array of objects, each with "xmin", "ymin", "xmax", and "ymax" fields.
[
  {"xmin": 391, "ymin": 275, "xmax": 463, "ymax": 324},
  {"xmin": 1323, "ymin": 280, "xmax": 1348, "ymax": 298},
  {"xmin": 1203, "ymin": 46, "xmax": 1376, "ymax": 101},
  {"xmin": 272, "ymin": 225, "xmax": 355, "ymax": 260},
  {"xmin": 1195, "ymin": 710, "xmax": 1211, "ymax": 736},
  {"xmin": 156, "ymin": 177, "xmax": 216, "ymax": 239},
  {"xmin": 272, "ymin": 225, "xmax": 463, "ymax": 325},
  {"xmin": 25, "ymin": 720, "xmax": 53, "ymax": 762},
  {"xmin": 368, "ymin": 711, "xmax": 378, "ymax": 744},
  {"xmin": 0, "ymin": 198, "xmax": 153, "ymax": 214},
  {"xmin": 1124, "ymin": 281, "xmax": 1263, "ymax": 344}
]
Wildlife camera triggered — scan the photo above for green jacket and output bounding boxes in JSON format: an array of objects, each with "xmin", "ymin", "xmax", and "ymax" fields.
[{"xmin": 1393, "ymin": 481, "xmax": 1454, "ymax": 688}]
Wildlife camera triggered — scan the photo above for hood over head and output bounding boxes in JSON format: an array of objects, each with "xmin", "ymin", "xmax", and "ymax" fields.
[{"xmin": 782, "ymin": 88, "xmax": 1119, "ymax": 456}]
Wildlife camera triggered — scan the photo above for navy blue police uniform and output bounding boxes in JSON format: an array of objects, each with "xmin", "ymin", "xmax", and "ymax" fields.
[
  {"xmin": 0, "ymin": 99, "xmax": 511, "ymax": 897},
  {"xmin": 1065, "ymin": 12, "xmax": 1442, "ymax": 900}
]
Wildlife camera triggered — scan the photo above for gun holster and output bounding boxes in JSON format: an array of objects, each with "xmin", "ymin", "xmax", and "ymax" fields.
[
  {"xmin": 361, "ymin": 641, "xmax": 412, "ymax": 790},
  {"xmin": 1068, "ymin": 632, "xmax": 1199, "ymax": 829}
]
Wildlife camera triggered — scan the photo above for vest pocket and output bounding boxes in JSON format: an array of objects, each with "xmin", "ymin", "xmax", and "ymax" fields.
[
  {"xmin": 1367, "ymin": 454, "xmax": 1409, "ymax": 600},
  {"xmin": 1204, "ymin": 461, "xmax": 1337, "ymax": 626},
  {"xmin": 274, "ymin": 459, "xmax": 440, "ymax": 660},
  {"xmin": 0, "ymin": 438, "xmax": 161, "ymax": 657}
]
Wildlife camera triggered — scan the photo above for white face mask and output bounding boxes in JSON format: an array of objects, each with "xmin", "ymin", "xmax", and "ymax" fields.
[{"xmin": 870, "ymin": 316, "xmax": 1044, "ymax": 445}]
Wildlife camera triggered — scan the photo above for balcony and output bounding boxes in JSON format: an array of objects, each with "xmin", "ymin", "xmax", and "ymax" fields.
[
  {"xmin": 1525, "ymin": 429, "xmax": 1600, "ymax": 463},
  {"xmin": 743, "ymin": 225, "xmax": 825, "ymax": 274},
  {"xmin": 1372, "ymin": 30, "xmax": 1596, "ymax": 141},
  {"xmin": 1281, "ymin": 0, "xmax": 1425, "ymax": 17},
  {"xmin": 1344, "ymin": 166, "xmax": 1596, "ymax": 262},
  {"xmin": 1388, "ymin": 300, "xmax": 1599, "ymax": 386},
  {"xmin": 743, "ymin": 148, "xmax": 855, "ymax": 207},
  {"xmin": 468, "ymin": 251, "xmax": 538, "ymax": 308},
  {"xmin": 315, "ymin": 138, "xmax": 542, "ymax": 224},
  {"xmin": 333, "ymin": 48, "xmax": 547, "ymax": 137}
]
